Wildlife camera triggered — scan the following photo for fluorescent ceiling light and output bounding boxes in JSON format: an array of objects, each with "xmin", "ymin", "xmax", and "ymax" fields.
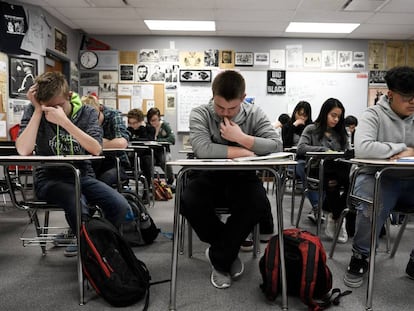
[
  {"xmin": 285, "ymin": 22, "xmax": 360, "ymax": 33},
  {"xmin": 145, "ymin": 20, "xmax": 215, "ymax": 31}
]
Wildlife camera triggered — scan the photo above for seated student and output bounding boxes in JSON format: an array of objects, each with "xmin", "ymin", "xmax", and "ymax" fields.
[
  {"xmin": 81, "ymin": 95, "xmax": 130, "ymax": 187},
  {"xmin": 344, "ymin": 66, "xmax": 414, "ymax": 288},
  {"xmin": 282, "ymin": 101, "xmax": 319, "ymax": 222},
  {"xmin": 273, "ymin": 113, "xmax": 290, "ymax": 135},
  {"xmin": 296, "ymin": 98, "xmax": 351, "ymax": 243},
  {"xmin": 344, "ymin": 115, "xmax": 358, "ymax": 146},
  {"xmin": 126, "ymin": 108, "xmax": 155, "ymax": 200},
  {"xmin": 181, "ymin": 70, "xmax": 282, "ymax": 289},
  {"xmin": 146, "ymin": 107, "xmax": 176, "ymax": 186},
  {"xmin": 16, "ymin": 72, "xmax": 133, "ymax": 257}
]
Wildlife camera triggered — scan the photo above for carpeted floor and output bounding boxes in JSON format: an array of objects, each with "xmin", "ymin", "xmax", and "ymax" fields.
[{"xmin": 0, "ymin": 184, "xmax": 413, "ymax": 311}]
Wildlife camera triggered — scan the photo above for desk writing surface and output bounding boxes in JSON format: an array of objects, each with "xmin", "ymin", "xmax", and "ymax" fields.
[
  {"xmin": 0, "ymin": 155, "xmax": 104, "ymax": 162},
  {"xmin": 351, "ymin": 158, "xmax": 414, "ymax": 166},
  {"xmin": 168, "ymin": 159, "xmax": 297, "ymax": 167}
]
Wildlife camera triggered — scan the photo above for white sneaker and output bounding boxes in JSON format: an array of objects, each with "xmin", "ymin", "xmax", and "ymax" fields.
[
  {"xmin": 324, "ymin": 213, "xmax": 336, "ymax": 240},
  {"xmin": 337, "ymin": 218, "xmax": 348, "ymax": 244}
]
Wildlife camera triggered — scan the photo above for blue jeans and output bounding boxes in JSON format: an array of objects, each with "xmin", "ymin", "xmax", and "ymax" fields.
[
  {"xmin": 295, "ymin": 160, "xmax": 319, "ymax": 208},
  {"xmin": 352, "ymin": 174, "xmax": 414, "ymax": 256},
  {"xmin": 35, "ymin": 175, "xmax": 131, "ymax": 233}
]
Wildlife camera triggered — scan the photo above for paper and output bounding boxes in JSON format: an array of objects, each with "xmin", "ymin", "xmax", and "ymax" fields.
[{"xmin": 233, "ymin": 152, "xmax": 294, "ymax": 162}]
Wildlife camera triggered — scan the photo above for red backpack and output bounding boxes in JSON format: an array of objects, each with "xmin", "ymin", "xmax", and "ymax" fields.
[{"xmin": 259, "ymin": 228, "xmax": 350, "ymax": 311}]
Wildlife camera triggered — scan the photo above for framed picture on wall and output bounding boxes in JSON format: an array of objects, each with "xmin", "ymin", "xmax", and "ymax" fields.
[
  {"xmin": 9, "ymin": 56, "xmax": 38, "ymax": 98},
  {"xmin": 54, "ymin": 28, "xmax": 67, "ymax": 54},
  {"xmin": 179, "ymin": 69, "xmax": 212, "ymax": 82},
  {"xmin": 235, "ymin": 52, "xmax": 254, "ymax": 66}
]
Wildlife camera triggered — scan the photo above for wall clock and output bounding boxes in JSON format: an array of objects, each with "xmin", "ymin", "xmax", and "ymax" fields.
[{"xmin": 80, "ymin": 51, "xmax": 98, "ymax": 69}]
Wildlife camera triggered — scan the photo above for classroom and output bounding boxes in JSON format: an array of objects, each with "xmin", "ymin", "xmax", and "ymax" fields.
[{"xmin": 1, "ymin": 1, "xmax": 414, "ymax": 310}]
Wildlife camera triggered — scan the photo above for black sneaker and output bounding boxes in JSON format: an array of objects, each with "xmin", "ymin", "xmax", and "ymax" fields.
[
  {"xmin": 343, "ymin": 253, "xmax": 368, "ymax": 288},
  {"xmin": 406, "ymin": 257, "xmax": 414, "ymax": 279}
]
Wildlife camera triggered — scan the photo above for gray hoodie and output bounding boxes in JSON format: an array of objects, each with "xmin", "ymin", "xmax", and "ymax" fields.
[
  {"xmin": 354, "ymin": 94, "xmax": 414, "ymax": 159},
  {"xmin": 189, "ymin": 100, "xmax": 282, "ymax": 158}
]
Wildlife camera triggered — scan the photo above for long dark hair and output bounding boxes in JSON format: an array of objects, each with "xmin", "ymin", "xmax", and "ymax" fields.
[
  {"xmin": 289, "ymin": 100, "xmax": 313, "ymax": 125},
  {"xmin": 314, "ymin": 98, "xmax": 347, "ymax": 146}
]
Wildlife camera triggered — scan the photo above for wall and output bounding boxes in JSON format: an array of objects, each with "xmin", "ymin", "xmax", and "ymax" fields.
[{"xmin": 94, "ymin": 35, "xmax": 368, "ymax": 161}]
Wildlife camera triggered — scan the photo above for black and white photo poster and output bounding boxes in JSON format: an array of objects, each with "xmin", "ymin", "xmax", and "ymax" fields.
[{"xmin": 267, "ymin": 70, "xmax": 286, "ymax": 94}]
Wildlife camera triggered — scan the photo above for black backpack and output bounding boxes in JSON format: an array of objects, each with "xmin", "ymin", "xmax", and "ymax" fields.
[
  {"xmin": 80, "ymin": 217, "xmax": 151, "ymax": 308},
  {"xmin": 259, "ymin": 228, "xmax": 351, "ymax": 311},
  {"xmin": 120, "ymin": 191, "xmax": 160, "ymax": 246}
]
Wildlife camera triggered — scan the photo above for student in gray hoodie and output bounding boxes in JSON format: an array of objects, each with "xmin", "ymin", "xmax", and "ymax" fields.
[
  {"xmin": 181, "ymin": 70, "xmax": 282, "ymax": 289},
  {"xmin": 344, "ymin": 66, "xmax": 414, "ymax": 288},
  {"xmin": 16, "ymin": 72, "xmax": 133, "ymax": 257}
]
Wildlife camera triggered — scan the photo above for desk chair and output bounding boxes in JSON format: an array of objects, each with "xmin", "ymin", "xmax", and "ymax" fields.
[
  {"xmin": 295, "ymin": 153, "xmax": 347, "ymax": 236},
  {"xmin": 3, "ymin": 165, "xmax": 67, "ymax": 255},
  {"xmin": 295, "ymin": 156, "xmax": 325, "ymax": 234}
]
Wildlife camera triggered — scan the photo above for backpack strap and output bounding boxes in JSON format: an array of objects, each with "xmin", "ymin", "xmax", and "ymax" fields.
[{"xmin": 265, "ymin": 236, "xmax": 280, "ymax": 300}]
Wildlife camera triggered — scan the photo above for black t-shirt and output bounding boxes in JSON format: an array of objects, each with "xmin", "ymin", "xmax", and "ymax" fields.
[{"xmin": 0, "ymin": 2, "xmax": 29, "ymax": 55}]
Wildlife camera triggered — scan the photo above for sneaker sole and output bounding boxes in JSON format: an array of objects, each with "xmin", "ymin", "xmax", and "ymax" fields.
[
  {"xmin": 206, "ymin": 248, "xmax": 231, "ymax": 289},
  {"xmin": 343, "ymin": 274, "xmax": 364, "ymax": 288},
  {"xmin": 210, "ymin": 271, "xmax": 231, "ymax": 289}
]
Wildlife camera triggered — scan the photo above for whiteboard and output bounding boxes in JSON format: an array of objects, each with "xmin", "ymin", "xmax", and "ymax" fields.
[
  {"xmin": 243, "ymin": 70, "xmax": 369, "ymax": 122},
  {"xmin": 176, "ymin": 70, "xmax": 368, "ymax": 131}
]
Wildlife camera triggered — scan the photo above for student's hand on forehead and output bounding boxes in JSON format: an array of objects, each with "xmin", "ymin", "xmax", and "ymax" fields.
[{"xmin": 27, "ymin": 84, "xmax": 41, "ymax": 108}]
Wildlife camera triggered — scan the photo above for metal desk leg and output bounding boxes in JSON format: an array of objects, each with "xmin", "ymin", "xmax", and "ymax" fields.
[
  {"xmin": 271, "ymin": 167, "xmax": 288, "ymax": 310},
  {"xmin": 169, "ymin": 169, "xmax": 185, "ymax": 310},
  {"xmin": 365, "ymin": 171, "xmax": 381, "ymax": 311}
]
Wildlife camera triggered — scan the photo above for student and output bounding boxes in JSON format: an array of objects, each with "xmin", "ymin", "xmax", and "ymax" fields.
[
  {"xmin": 146, "ymin": 107, "xmax": 175, "ymax": 186},
  {"xmin": 282, "ymin": 101, "xmax": 313, "ymax": 148},
  {"xmin": 181, "ymin": 70, "xmax": 282, "ymax": 289},
  {"xmin": 282, "ymin": 101, "xmax": 319, "ymax": 222},
  {"xmin": 344, "ymin": 115, "xmax": 358, "ymax": 146},
  {"xmin": 344, "ymin": 66, "xmax": 414, "ymax": 288},
  {"xmin": 273, "ymin": 113, "xmax": 290, "ymax": 135},
  {"xmin": 127, "ymin": 108, "xmax": 155, "ymax": 140},
  {"xmin": 126, "ymin": 108, "xmax": 155, "ymax": 200},
  {"xmin": 16, "ymin": 72, "xmax": 132, "ymax": 257},
  {"xmin": 296, "ymin": 98, "xmax": 351, "ymax": 243},
  {"xmin": 81, "ymin": 94, "xmax": 130, "ymax": 187}
]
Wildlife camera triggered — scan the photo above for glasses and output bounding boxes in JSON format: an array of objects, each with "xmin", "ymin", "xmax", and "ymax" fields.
[{"xmin": 394, "ymin": 91, "xmax": 414, "ymax": 102}]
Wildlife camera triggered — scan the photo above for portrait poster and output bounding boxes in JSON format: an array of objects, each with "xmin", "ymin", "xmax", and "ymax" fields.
[
  {"xmin": 219, "ymin": 50, "xmax": 235, "ymax": 69},
  {"xmin": 54, "ymin": 28, "xmax": 67, "ymax": 54},
  {"xmin": 267, "ymin": 70, "xmax": 286, "ymax": 94}
]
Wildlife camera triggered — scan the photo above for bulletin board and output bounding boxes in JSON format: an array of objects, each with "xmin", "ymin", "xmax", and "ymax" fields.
[{"xmin": 117, "ymin": 82, "xmax": 165, "ymax": 115}]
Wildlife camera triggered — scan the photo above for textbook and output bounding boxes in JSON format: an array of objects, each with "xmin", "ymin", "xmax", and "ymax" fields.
[{"xmin": 233, "ymin": 152, "xmax": 294, "ymax": 162}]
